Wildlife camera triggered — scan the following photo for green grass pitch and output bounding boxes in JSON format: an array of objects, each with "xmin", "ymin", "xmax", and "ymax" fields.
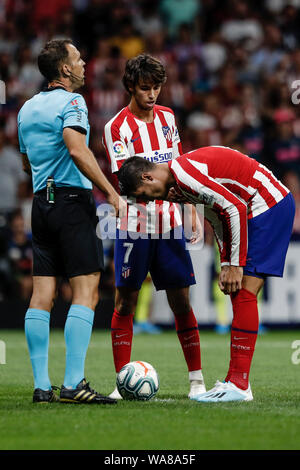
[{"xmin": 0, "ymin": 329, "xmax": 299, "ymax": 450}]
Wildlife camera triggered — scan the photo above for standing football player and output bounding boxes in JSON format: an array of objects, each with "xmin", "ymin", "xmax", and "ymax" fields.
[
  {"xmin": 117, "ymin": 146, "xmax": 295, "ymax": 402},
  {"xmin": 103, "ymin": 54, "xmax": 205, "ymax": 399}
]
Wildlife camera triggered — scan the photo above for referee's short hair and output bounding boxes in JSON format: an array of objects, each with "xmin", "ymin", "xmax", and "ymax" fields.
[
  {"xmin": 117, "ymin": 156, "xmax": 155, "ymax": 196},
  {"xmin": 38, "ymin": 38, "xmax": 73, "ymax": 82},
  {"xmin": 122, "ymin": 54, "xmax": 167, "ymax": 94}
]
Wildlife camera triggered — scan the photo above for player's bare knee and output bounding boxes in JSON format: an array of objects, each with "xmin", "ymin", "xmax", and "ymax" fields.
[
  {"xmin": 70, "ymin": 274, "xmax": 100, "ymax": 310},
  {"xmin": 115, "ymin": 297, "xmax": 136, "ymax": 316},
  {"xmin": 30, "ymin": 277, "xmax": 56, "ymax": 312},
  {"xmin": 242, "ymin": 275, "xmax": 264, "ymax": 297},
  {"xmin": 72, "ymin": 290, "xmax": 99, "ymax": 311},
  {"xmin": 167, "ymin": 291, "xmax": 191, "ymax": 316},
  {"xmin": 115, "ymin": 288, "xmax": 138, "ymax": 315},
  {"xmin": 172, "ymin": 301, "xmax": 191, "ymax": 317},
  {"xmin": 29, "ymin": 293, "xmax": 55, "ymax": 312},
  {"xmin": 116, "ymin": 302, "xmax": 134, "ymax": 316}
]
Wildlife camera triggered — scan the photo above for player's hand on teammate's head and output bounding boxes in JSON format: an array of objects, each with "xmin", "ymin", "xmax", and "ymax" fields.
[
  {"xmin": 117, "ymin": 195, "xmax": 127, "ymax": 219},
  {"xmin": 107, "ymin": 193, "xmax": 127, "ymax": 218}
]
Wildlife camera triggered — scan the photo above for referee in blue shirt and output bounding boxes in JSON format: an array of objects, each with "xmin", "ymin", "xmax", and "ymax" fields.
[{"xmin": 17, "ymin": 39, "xmax": 124, "ymax": 404}]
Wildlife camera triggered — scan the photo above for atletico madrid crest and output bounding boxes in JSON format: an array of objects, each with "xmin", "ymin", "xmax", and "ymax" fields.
[
  {"xmin": 122, "ymin": 267, "xmax": 131, "ymax": 278},
  {"xmin": 162, "ymin": 126, "xmax": 172, "ymax": 142}
]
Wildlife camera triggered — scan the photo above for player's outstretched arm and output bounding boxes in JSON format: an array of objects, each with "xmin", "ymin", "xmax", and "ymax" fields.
[{"xmin": 63, "ymin": 128, "xmax": 126, "ymax": 217}]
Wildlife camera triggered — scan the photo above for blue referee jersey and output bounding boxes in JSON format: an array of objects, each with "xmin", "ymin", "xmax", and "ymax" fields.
[{"xmin": 17, "ymin": 87, "xmax": 92, "ymax": 193}]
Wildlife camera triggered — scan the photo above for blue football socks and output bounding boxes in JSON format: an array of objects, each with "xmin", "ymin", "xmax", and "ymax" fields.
[
  {"xmin": 63, "ymin": 304, "xmax": 95, "ymax": 389},
  {"xmin": 25, "ymin": 309, "xmax": 51, "ymax": 391}
]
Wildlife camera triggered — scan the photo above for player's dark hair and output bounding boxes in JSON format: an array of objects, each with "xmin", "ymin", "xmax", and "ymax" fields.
[
  {"xmin": 38, "ymin": 39, "xmax": 73, "ymax": 82},
  {"xmin": 117, "ymin": 157, "xmax": 155, "ymax": 196},
  {"xmin": 122, "ymin": 54, "xmax": 167, "ymax": 94}
]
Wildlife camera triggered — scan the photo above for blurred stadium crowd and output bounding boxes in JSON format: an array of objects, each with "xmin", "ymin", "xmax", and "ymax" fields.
[{"xmin": 0, "ymin": 0, "xmax": 300, "ymax": 303}]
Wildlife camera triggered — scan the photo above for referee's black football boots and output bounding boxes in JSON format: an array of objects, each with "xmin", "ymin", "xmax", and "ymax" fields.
[
  {"xmin": 33, "ymin": 386, "xmax": 60, "ymax": 403},
  {"xmin": 59, "ymin": 379, "xmax": 117, "ymax": 404}
]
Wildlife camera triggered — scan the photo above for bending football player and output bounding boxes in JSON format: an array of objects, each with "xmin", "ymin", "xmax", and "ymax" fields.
[{"xmin": 117, "ymin": 145, "xmax": 295, "ymax": 403}]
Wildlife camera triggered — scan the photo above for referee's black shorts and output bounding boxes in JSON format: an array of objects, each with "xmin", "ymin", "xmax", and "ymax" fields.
[{"xmin": 31, "ymin": 187, "xmax": 104, "ymax": 278}]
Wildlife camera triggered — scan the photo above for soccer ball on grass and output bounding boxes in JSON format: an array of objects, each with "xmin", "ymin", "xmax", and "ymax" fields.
[{"xmin": 116, "ymin": 361, "xmax": 159, "ymax": 400}]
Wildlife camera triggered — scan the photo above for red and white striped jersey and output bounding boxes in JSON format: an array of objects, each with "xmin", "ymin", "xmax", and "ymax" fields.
[
  {"xmin": 103, "ymin": 104, "xmax": 183, "ymax": 233},
  {"xmin": 169, "ymin": 146, "xmax": 290, "ymax": 266}
]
